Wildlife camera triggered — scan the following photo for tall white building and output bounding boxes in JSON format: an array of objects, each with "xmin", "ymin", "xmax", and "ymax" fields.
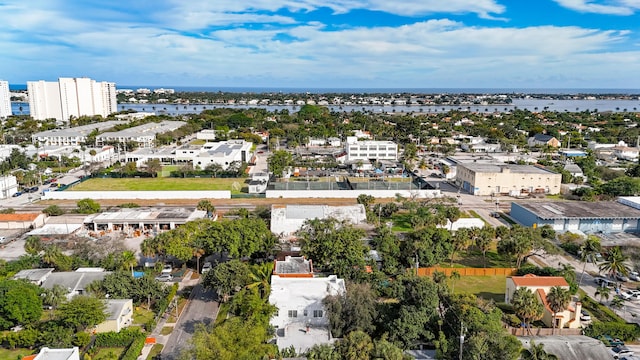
[
  {"xmin": 27, "ymin": 78, "xmax": 117, "ymax": 121},
  {"xmin": 0, "ymin": 80, "xmax": 11, "ymax": 118}
]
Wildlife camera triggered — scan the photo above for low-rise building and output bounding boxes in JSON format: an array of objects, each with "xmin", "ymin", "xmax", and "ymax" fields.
[
  {"xmin": 94, "ymin": 299, "xmax": 133, "ymax": 333},
  {"xmin": 0, "ymin": 175, "xmax": 19, "ymax": 199},
  {"xmin": 506, "ymin": 274, "xmax": 581, "ymax": 329},
  {"xmin": 96, "ymin": 121, "xmax": 186, "ymax": 148},
  {"xmin": 13, "ymin": 268, "xmax": 54, "ymax": 285},
  {"xmin": 528, "ymin": 134, "xmax": 561, "ymax": 148},
  {"xmin": 27, "ymin": 347, "xmax": 80, "ymax": 360},
  {"xmin": 613, "ymin": 146, "xmax": 639, "ymax": 161},
  {"xmin": 0, "ymin": 213, "xmax": 46, "ymax": 230},
  {"xmin": 455, "ymin": 163, "xmax": 561, "ymax": 196},
  {"xmin": 32, "ymin": 121, "xmax": 126, "ymax": 146},
  {"xmin": 269, "ymin": 274, "xmax": 345, "ymax": 352},
  {"xmin": 84, "ymin": 208, "xmax": 207, "ymax": 234},
  {"xmin": 345, "ymin": 140, "xmax": 398, "ymax": 162},
  {"xmin": 270, "ymin": 204, "xmax": 367, "ymax": 237},
  {"xmin": 41, "ymin": 268, "xmax": 111, "ymax": 300}
]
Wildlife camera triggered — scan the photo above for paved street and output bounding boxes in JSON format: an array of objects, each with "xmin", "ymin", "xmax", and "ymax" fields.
[{"xmin": 160, "ymin": 284, "xmax": 219, "ymax": 359}]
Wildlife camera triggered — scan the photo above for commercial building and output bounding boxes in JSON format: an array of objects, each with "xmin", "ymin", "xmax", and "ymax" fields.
[
  {"xmin": 83, "ymin": 208, "xmax": 207, "ymax": 234},
  {"xmin": 27, "ymin": 78, "xmax": 117, "ymax": 121},
  {"xmin": 269, "ymin": 273, "xmax": 345, "ymax": 352},
  {"xmin": 31, "ymin": 121, "xmax": 126, "ymax": 146},
  {"xmin": 0, "ymin": 213, "xmax": 46, "ymax": 230},
  {"xmin": 174, "ymin": 140, "xmax": 253, "ymax": 170},
  {"xmin": 511, "ymin": 197, "xmax": 640, "ymax": 233},
  {"xmin": 96, "ymin": 121, "xmax": 186, "ymax": 148},
  {"xmin": 455, "ymin": 163, "xmax": 561, "ymax": 196},
  {"xmin": 505, "ymin": 274, "xmax": 582, "ymax": 329},
  {"xmin": 0, "ymin": 80, "xmax": 11, "ymax": 118},
  {"xmin": 345, "ymin": 140, "xmax": 398, "ymax": 162}
]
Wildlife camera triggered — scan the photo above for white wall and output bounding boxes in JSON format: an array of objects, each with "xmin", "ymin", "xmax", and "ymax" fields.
[
  {"xmin": 266, "ymin": 189, "xmax": 441, "ymax": 199},
  {"xmin": 42, "ymin": 190, "xmax": 231, "ymax": 200}
]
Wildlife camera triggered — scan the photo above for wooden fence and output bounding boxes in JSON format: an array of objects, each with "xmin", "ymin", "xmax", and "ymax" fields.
[
  {"xmin": 416, "ymin": 267, "xmax": 518, "ymax": 277},
  {"xmin": 506, "ymin": 326, "xmax": 582, "ymax": 336}
]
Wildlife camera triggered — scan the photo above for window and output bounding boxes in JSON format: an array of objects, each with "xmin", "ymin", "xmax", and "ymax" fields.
[
  {"xmin": 313, "ymin": 310, "xmax": 323, "ymax": 317},
  {"xmin": 303, "ymin": 310, "xmax": 308, "ymax": 316},
  {"xmin": 288, "ymin": 310, "xmax": 298, "ymax": 318}
]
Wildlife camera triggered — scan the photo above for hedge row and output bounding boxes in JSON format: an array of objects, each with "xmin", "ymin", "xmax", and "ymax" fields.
[
  {"xmin": 121, "ymin": 333, "xmax": 146, "ymax": 360},
  {"xmin": 94, "ymin": 328, "xmax": 142, "ymax": 347}
]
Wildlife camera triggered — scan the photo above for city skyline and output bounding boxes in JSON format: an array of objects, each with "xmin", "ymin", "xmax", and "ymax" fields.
[{"xmin": 1, "ymin": 1, "xmax": 640, "ymax": 89}]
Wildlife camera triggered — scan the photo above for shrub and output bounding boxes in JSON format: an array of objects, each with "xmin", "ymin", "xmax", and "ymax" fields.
[
  {"xmin": 43, "ymin": 205, "xmax": 65, "ymax": 216},
  {"xmin": 584, "ymin": 322, "xmax": 640, "ymax": 342},
  {"xmin": 76, "ymin": 198, "xmax": 101, "ymax": 214},
  {"xmin": 118, "ymin": 203, "xmax": 140, "ymax": 208},
  {"xmin": 94, "ymin": 328, "xmax": 142, "ymax": 347},
  {"xmin": 73, "ymin": 332, "xmax": 92, "ymax": 348},
  {"xmin": 121, "ymin": 333, "xmax": 146, "ymax": 360}
]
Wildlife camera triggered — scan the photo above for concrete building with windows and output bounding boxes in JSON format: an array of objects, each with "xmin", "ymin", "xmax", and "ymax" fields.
[
  {"xmin": 345, "ymin": 140, "xmax": 398, "ymax": 162},
  {"xmin": 96, "ymin": 121, "xmax": 186, "ymax": 148},
  {"xmin": 510, "ymin": 197, "xmax": 640, "ymax": 234},
  {"xmin": 27, "ymin": 78, "xmax": 117, "ymax": 121},
  {"xmin": 455, "ymin": 163, "xmax": 561, "ymax": 196},
  {"xmin": 269, "ymin": 273, "xmax": 345, "ymax": 352},
  {"xmin": 0, "ymin": 175, "xmax": 19, "ymax": 199},
  {"xmin": 32, "ymin": 120, "xmax": 126, "ymax": 146},
  {"xmin": 83, "ymin": 207, "xmax": 207, "ymax": 234},
  {"xmin": 0, "ymin": 80, "xmax": 10, "ymax": 118}
]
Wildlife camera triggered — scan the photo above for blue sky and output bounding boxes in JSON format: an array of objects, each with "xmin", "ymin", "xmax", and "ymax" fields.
[{"xmin": 1, "ymin": 0, "xmax": 640, "ymax": 88}]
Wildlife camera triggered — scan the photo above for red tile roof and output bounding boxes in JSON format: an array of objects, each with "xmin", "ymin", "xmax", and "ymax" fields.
[
  {"xmin": 0, "ymin": 213, "xmax": 40, "ymax": 222},
  {"xmin": 511, "ymin": 274, "xmax": 568, "ymax": 287}
]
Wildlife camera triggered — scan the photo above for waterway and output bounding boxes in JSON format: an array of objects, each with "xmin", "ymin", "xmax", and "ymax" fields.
[{"xmin": 10, "ymin": 98, "xmax": 640, "ymax": 117}]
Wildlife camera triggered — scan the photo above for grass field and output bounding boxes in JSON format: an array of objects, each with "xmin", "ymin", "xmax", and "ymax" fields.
[
  {"xmin": 93, "ymin": 347, "xmax": 126, "ymax": 360},
  {"xmin": 70, "ymin": 178, "xmax": 247, "ymax": 193},
  {"xmin": 133, "ymin": 307, "xmax": 155, "ymax": 325},
  {"xmin": 0, "ymin": 348, "xmax": 33, "ymax": 360},
  {"xmin": 146, "ymin": 344, "xmax": 163, "ymax": 360},
  {"xmin": 448, "ymin": 275, "xmax": 507, "ymax": 302},
  {"xmin": 160, "ymin": 326, "xmax": 173, "ymax": 335}
]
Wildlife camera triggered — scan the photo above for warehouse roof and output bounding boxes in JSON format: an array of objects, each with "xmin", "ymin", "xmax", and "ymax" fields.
[
  {"xmin": 515, "ymin": 201, "xmax": 640, "ymax": 220},
  {"xmin": 458, "ymin": 163, "xmax": 557, "ymax": 175}
]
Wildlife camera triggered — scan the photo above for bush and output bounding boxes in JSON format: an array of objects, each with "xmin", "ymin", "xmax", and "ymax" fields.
[
  {"xmin": 76, "ymin": 198, "xmax": 101, "ymax": 214},
  {"xmin": 94, "ymin": 328, "xmax": 142, "ymax": 347},
  {"xmin": 73, "ymin": 332, "xmax": 92, "ymax": 348},
  {"xmin": 584, "ymin": 322, "xmax": 640, "ymax": 342},
  {"xmin": 118, "ymin": 203, "xmax": 140, "ymax": 208},
  {"xmin": 43, "ymin": 205, "xmax": 65, "ymax": 216},
  {"xmin": 120, "ymin": 333, "xmax": 146, "ymax": 360}
]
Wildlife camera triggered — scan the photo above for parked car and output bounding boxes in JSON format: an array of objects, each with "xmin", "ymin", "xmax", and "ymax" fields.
[
  {"xmin": 600, "ymin": 334, "xmax": 624, "ymax": 347},
  {"xmin": 630, "ymin": 271, "xmax": 640, "ymax": 281},
  {"xmin": 490, "ymin": 211, "xmax": 501, "ymax": 218},
  {"xmin": 12, "ymin": 191, "xmax": 22, "ymax": 197},
  {"xmin": 201, "ymin": 262, "xmax": 213, "ymax": 274},
  {"xmin": 580, "ymin": 310, "xmax": 591, "ymax": 322},
  {"xmin": 618, "ymin": 291, "xmax": 633, "ymax": 301},
  {"xmin": 610, "ymin": 345, "xmax": 634, "ymax": 359},
  {"xmin": 595, "ymin": 276, "xmax": 616, "ymax": 287},
  {"xmin": 0, "ymin": 236, "xmax": 6, "ymax": 244},
  {"xmin": 161, "ymin": 264, "xmax": 172, "ymax": 274},
  {"xmin": 155, "ymin": 274, "xmax": 173, "ymax": 282},
  {"xmin": 617, "ymin": 273, "xmax": 630, "ymax": 282}
]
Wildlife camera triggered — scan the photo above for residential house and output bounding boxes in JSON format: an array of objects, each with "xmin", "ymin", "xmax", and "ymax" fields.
[
  {"xmin": 505, "ymin": 274, "xmax": 581, "ymax": 329},
  {"xmin": 528, "ymin": 134, "xmax": 561, "ymax": 148},
  {"xmin": 563, "ymin": 162, "xmax": 585, "ymax": 182},
  {"xmin": 13, "ymin": 268, "xmax": 54, "ymax": 286},
  {"xmin": 24, "ymin": 347, "xmax": 80, "ymax": 360},
  {"xmin": 613, "ymin": 146, "xmax": 640, "ymax": 161},
  {"xmin": 41, "ymin": 268, "xmax": 111, "ymax": 300},
  {"xmin": 94, "ymin": 299, "xmax": 133, "ymax": 333},
  {"xmin": 269, "ymin": 273, "xmax": 346, "ymax": 352},
  {"xmin": 270, "ymin": 204, "xmax": 367, "ymax": 238}
]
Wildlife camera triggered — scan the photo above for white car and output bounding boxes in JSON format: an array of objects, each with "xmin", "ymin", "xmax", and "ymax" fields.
[
  {"xmin": 618, "ymin": 291, "xmax": 633, "ymax": 301},
  {"xmin": 610, "ymin": 345, "xmax": 634, "ymax": 359},
  {"xmin": 579, "ymin": 310, "xmax": 591, "ymax": 322},
  {"xmin": 161, "ymin": 264, "xmax": 172, "ymax": 274},
  {"xmin": 630, "ymin": 271, "xmax": 640, "ymax": 281},
  {"xmin": 155, "ymin": 274, "xmax": 173, "ymax": 282},
  {"xmin": 202, "ymin": 262, "xmax": 213, "ymax": 274}
]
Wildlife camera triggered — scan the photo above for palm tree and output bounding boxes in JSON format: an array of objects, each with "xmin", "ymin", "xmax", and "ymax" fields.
[
  {"xmin": 611, "ymin": 296, "xmax": 625, "ymax": 315},
  {"xmin": 595, "ymin": 286, "xmax": 611, "ymax": 304},
  {"xmin": 42, "ymin": 284, "xmax": 67, "ymax": 318},
  {"xmin": 450, "ymin": 228, "xmax": 469, "ymax": 266},
  {"xmin": 512, "ymin": 288, "xmax": 544, "ymax": 335},
  {"xmin": 546, "ymin": 286, "xmax": 570, "ymax": 334},
  {"xmin": 450, "ymin": 271, "xmax": 461, "ymax": 293},
  {"xmin": 246, "ymin": 262, "xmax": 274, "ymax": 299},
  {"xmin": 599, "ymin": 246, "xmax": 630, "ymax": 286},
  {"xmin": 24, "ymin": 235, "xmax": 43, "ymax": 255},
  {"xmin": 475, "ymin": 227, "xmax": 495, "ymax": 268},
  {"xmin": 119, "ymin": 250, "xmax": 137, "ymax": 276},
  {"xmin": 42, "ymin": 245, "xmax": 63, "ymax": 268},
  {"xmin": 579, "ymin": 236, "xmax": 601, "ymax": 287},
  {"xmin": 521, "ymin": 341, "xmax": 558, "ymax": 360}
]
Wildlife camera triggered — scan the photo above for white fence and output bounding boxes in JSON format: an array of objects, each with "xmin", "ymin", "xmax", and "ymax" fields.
[
  {"xmin": 265, "ymin": 189, "xmax": 441, "ymax": 199},
  {"xmin": 42, "ymin": 191, "xmax": 231, "ymax": 200}
]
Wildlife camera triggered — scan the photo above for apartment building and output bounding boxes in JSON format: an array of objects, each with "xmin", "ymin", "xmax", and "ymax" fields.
[
  {"xmin": 345, "ymin": 139, "xmax": 398, "ymax": 162},
  {"xmin": 0, "ymin": 80, "xmax": 11, "ymax": 118},
  {"xmin": 27, "ymin": 78, "xmax": 117, "ymax": 121}
]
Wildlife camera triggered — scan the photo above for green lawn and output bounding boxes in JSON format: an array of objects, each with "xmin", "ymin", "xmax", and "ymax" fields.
[
  {"xmin": 0, "ymin": 348, "xmax": 33, "ymax": 360},
  {"xmin": 133, "ymin": 307, "xmax": 155, "ymax": 325},
  {"xmin": 391, "ymin": 213, "xmax": 413, "ymax": 232},
  {"xmin": 146, "ymin": 344, "xmax": 163, "ymax": 360},
  {"xmin": 160, "ymin": 326, "xmax": 173, "ymax": 335},
  {"xmin": 448, "ymin": 250, "xmax": 513, "ymax": 268},
  {"xmin": 93, "ymin": 347, "xmax": 126, "ymax": 360},
  {"xmin": 70, "ymin": 177, "xmax": 247, "ymax": 193},
  {"xmin": 160, "ymin": 165, "xmax": 180, "ymax": 177},
  {"xmin": 448, "ymin": 275, "xmax": 507, "ymax": 302}
]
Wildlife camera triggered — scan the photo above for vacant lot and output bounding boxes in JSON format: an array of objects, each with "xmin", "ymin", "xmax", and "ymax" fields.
[
  {"xmin": 70, "ymin": 178, "xmax": 247, "ymax": 193},
  {"xmin": 448, "ymin": 275, "xmax": 507, "ymax": 302},
  {"xmin": 0, "ymin": 348, "xmax": 33, "ymax": 360}
]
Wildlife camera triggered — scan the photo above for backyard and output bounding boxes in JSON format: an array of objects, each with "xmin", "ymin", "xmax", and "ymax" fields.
[
  {"xmin": 69, "ymin": 177, "xmax": 248, "ymax": 193},
  {"xmin": 0, "ymin": 348, "xmax": 33, "ymax": 360},
  {"xmin": 448, "ymin": 275, "xmax": 508, "ymax": 302}
]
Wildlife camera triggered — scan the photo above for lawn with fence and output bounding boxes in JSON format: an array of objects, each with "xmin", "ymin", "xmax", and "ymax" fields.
[{"xmin": 69, "ymin": 177, "xmax": 247, "ymax": 193}]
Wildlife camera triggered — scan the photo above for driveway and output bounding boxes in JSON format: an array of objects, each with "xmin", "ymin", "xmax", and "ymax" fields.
[{"xmin": 161, "ymin": 284, "xmax": 219, "ymax": 359}]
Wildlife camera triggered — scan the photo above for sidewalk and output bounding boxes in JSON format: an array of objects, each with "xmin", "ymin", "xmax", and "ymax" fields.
[{"xmin": 137, "ymin": 270, "xmax": 197, "ymax": 360}]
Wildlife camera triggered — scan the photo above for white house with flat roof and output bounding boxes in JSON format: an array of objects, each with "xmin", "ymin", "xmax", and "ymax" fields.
[
  {"xmin": 270, "ymin": 204, "xmax": 367, "ymax": 237},
  {"xmin": 31, "ymin": 121, "xmax": 126, "ymax": 146},
  {"xmin": 31, "ymin": 347, "xmax": 80, "ymax": 360},
  {"xmin": 269, "ymin": 274, "xmax": 345, "ymax": 352},
  {"xmin": 96, "ymin": 121, "xmax": 186, "ymax": 148},
  {"xmin": 345, "ymin": 140, "xmax": 398, "ymax": 162}
]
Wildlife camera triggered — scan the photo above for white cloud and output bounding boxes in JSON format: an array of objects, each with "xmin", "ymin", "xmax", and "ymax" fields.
[{"xmin": 553, "ymin": 0, "xmax": 640, "ymax": 15}]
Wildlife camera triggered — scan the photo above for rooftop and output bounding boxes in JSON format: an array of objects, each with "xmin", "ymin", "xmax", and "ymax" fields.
[
  {"xmin": 514, "ymin": 201, "xmax": 640, "ymax": 220},
  {"xmin": 519, "ymin": 336, "xmax": 611, "ymax": 360},
  {"xmin": 510, "ymin": 274, "xmax": 569, "ymax": 287},
  {"xmin": 13, "ymin": 268, "xmax": 54, "ymax": 283},
  {"xmin": 97, "ymin": 121, "xmax": 186, "ymax": 139},
  {"xmin": 32, "ymin": 347, "xmax": 80, "ymax": 360},
  {"xmin": 0, "ymin": 213, "xmax": 41, "ymax": 222},
  {"xmin": 32, "ymin": 121, "xmax": 126, "ymax": 139},
  {"xmin": 275, "ymin": 322, "xmax": 335, "ymax": 353},
  {"xmin": 85, "ymin": 208, "xmax": 206, "ymax": 223},
  {"xmin": 274, "ymin": 256, "xmax": 313, "ymax": 275},
  {"xmin": 458, "ymin": 163, "xmax": 557, "ymax": 175},
  {"xmin": 105, "ymin": 299, "xmax": 132, "ymax": 320}
]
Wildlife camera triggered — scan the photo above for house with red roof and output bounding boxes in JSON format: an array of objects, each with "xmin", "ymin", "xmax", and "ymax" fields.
[{"xmin": 506, "ymin": 274, "xmax": 582, "ymax": 329}]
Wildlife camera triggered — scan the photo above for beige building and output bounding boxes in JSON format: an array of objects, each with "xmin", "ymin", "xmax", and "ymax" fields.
[
  {"xmin": 94, "ymin": 299, "xmax": 133, "ymax": 333},
  {"xmin": 506, "ymin": 274, "xmax": 582, "ymax": 329},
  {"xmin": 455, "ymin": 163, "xmax": 561, "ymax": 196}
]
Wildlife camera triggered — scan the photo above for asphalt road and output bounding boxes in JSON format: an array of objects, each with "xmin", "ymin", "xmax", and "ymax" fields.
[{"xmin": 161, "ymin": 284, "xmax": 219, "ymax": 359}]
